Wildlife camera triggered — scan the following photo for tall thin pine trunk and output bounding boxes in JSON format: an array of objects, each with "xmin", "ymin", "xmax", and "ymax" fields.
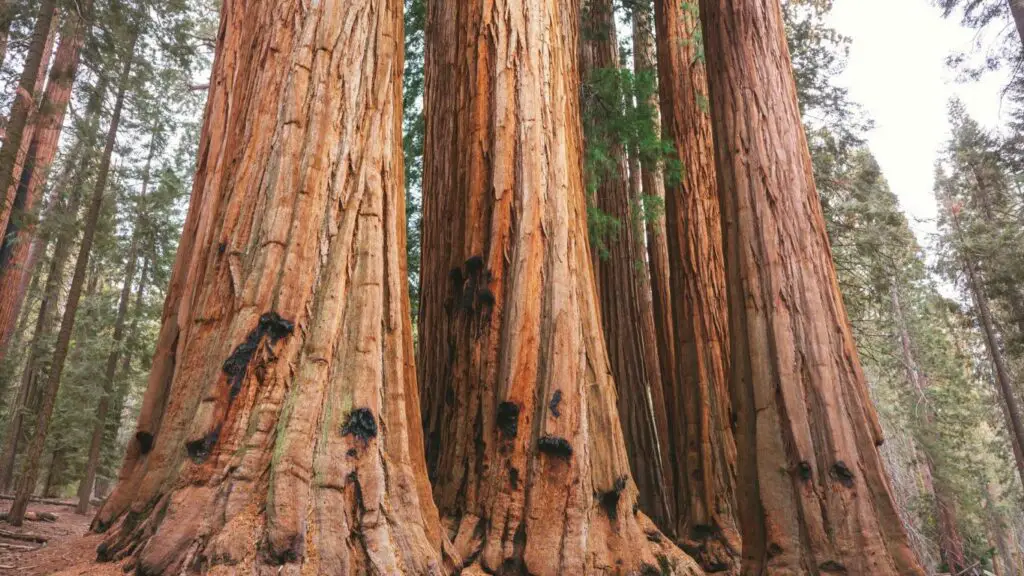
[
  {"xmin": 7, "ymin": 33, "xmax": 137, "ymax": 526},
  {"xmin": 698, "ymin": 0, "xmax": 925, "ymax": 572},
  {"xmin": 952, "ymin": 210, "xmax": 1024, "ymax": 487},
  {"xmin": 74, "ymin": 134, "xmax": 155, "ymax": 514},
  {"xmin": 0, "ymin": 1, "xmax": 91, "ymax": 358},
  {"xmin": 890, "ymin": 286, "xmax": 969, "ymax": 574}
]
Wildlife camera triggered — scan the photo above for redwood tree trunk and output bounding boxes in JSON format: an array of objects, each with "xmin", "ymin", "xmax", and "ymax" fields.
[
  {"xmin": 418, "ymin": 0, "xmax": 701, "ymax": 572},
  {"xmin": 654, "ymin": 0, "xmax": 741, "ymax": 570},
  {"xmin": 0, "ymin": 3, "xmax": 90, "ymax": 360},
  {"xmin": 580, "ymin": 0, "xmax": 671, "ymax": 530},
  {"xmin": 7, "ymin": 34, "xmax": 136, "ymax": 526},
  {"xmin": 631, "ymin": 1, "xmax": 675, "ymax": 473},
  {"xmin": 698, "ymin": 0, "xmax": 925, "ymax": 573},
  {"xmin": 91, "ymin": 2, "xmax": 449, "ymax": 573},
  {"xmin": 74, "ymin": 135, "xmax": 154, "ymax": 515},
  {"xmin": 0, "ymin": 0, "xmax": 56, "ymax": 253}
]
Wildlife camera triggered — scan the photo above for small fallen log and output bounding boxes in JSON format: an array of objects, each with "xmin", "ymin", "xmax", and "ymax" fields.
[
  {"xmin": 0, "ymin": 529, "xmax": 47, "ymax": 543},
  {"xmin": 0, "ymin": 494, "xmax": 77, "ymax": 508},
  {"xmin": 0, "ymin": 542, "xmax": 36, "ymax": 551},
  {"xmin": 0, "ymin": 511, "xmax": 58, "ymax": 522}
]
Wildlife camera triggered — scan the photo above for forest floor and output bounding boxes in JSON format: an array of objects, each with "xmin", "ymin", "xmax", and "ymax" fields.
[{"xmin": 0, "ymin": 500, "xmax": 120, "ymax": 576}]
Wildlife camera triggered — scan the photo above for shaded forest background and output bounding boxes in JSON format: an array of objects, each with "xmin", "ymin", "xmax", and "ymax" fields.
[{"xmin": 0, "ymin": 0, "xmax": 1022, "ymax": 573}]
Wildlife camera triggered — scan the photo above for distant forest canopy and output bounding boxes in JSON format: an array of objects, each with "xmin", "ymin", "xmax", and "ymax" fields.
[{"xmin": 0, "ymin": 0, "xmax": 1019, "ymax": 574}]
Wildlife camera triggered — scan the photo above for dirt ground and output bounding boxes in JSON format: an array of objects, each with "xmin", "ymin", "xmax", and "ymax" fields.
[{"xmin": 0, "ymin": 500, "xmax": 124, "ymax": 576}]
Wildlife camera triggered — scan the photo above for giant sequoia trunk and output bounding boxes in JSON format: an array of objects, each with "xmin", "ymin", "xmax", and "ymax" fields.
[
  {"xmin": 631, "ymin": 1, "xmax": 674, "ymax": 466},
  {"xmin": 698, "ymin": 0, "xmax": 925, "ymax": 573},
  {"xmin": 580, "ymin": 0, "xmax": 670, "ymax": 529},
  {"xmin": 90, "ymin": 1, "xmax": 448, "ymax": 573},
  {"xmin": 417, "ymin": 0, "xmax": 701, "ymax": 573},
  {"xmin": 0, "ymin": 3, "xmax": 89, "ymax": 359},
  {"xmin": 653, "ymin": 1, "xmax": 740, "ymax": 571}
]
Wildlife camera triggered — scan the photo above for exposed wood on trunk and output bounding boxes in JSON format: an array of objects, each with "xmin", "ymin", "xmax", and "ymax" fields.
[
  {"xmin": 6, "ymin": 32, "xmax": 137, "ymax": 527},
  {"xmin": 91, "ymin": 2, "xmax": 450, "ymax": 573},
  {"xmin": 580, "ymin": 0, "xmax": 671, "ymax": 530},
  {"xmin": 698, "ymin": 0, "xmax": 925, "ymax": 573},
  {"xmin": 0, "ymin": 2, "xmax": 91, "ymax": 359},
  {"xmin": 418, "ymin": 0, "xmax": 702, "ymax": 572},
  {"xmin": 0, "ymin": 0, "xmax": 56, "ymax": 260},
  {"xmin": 74, "ymin": 133, "xmax": 154, "ymax": 515},
  {"xmin": 653, "ymin": 0, "xmax": 740, "ymax": 570}
]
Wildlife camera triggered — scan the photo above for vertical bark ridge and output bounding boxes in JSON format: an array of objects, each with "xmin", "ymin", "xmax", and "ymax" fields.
[
  {"xmin": 653, "ymin": 0, "xmax": 740, "ymax": 571},
  {"xmin": 418, "ymin": 0, "xmax": 702, "ymax": 573},
  {"xmin": 92, "ymin": 2, "xmax": 450, "ymax": 573}
]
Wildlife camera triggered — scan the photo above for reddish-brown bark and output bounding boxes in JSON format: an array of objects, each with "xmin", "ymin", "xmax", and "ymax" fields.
[
  {"xmin": 631, "ymin": 1, "xmax": 675, "ymax": 476},
  {"xmin": 417, "ymin": 0, "xmax": 701, "ymax": 572},
  {"xmin": 698, "ymin": 0, "xmax": 925, "ymax": 573},
  {"xmin": 91, "ymin": 2, "xmax": 449, "ymax": 573},
  {"xmin": 0, "ymin": 0, "xmax": 56, "ymax": 252},
  {"xmin": 580, "ymin": 0, "xmax": 671, "ymax": 530},
  {"xmin": 0, "ymin": 3, "xmax": 89, "ymax": 361},
  {"xmin": 653, "ymin": 1, "xmax": 740, "ymax": 570}
]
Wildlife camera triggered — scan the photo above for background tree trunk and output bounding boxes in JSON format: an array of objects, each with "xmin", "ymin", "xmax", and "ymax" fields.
[
  {"xmin": 698, "ymin": 0, "xmax": 925, "ymax": 573},
  {"xmin": 580, "ymin": 0, "xmax": 671, "ymax": 530},
  {"xmin": 0, "ymin": 0, "xmax": 56, "ymax": 257},
  {"xmin": 0, "ymin": 2, "xmax": 90, "ymax": 361},
  {"xmin": 418, "ymin": 0, "xmax": 702, "ymax": 572},
  {"xmin": 74, "ymin": 134, "xmax": 154, "ymax": 515},
  {"xmin": 6, "ymin": 34, "xmax": 136, "ymax": 526},
  {"xmin": 653, "ymin": 0, "xmax": 741, "ymax": 571},
  {"xmin": 631, "ymin": 1, "xmax": 674, "ymax": 477},
  {"xmin": 891, "ymin": 286, "xmax": 969, "ymax": 574},
  {"xmin": 90, "ymin": 2, "xmax": 450, "ymax": 573}
]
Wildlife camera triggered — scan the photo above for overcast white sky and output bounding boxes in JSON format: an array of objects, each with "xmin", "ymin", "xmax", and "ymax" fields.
[{"xmin": 828, "ymin": 0, "xmax": 1013, "ymax": 244}]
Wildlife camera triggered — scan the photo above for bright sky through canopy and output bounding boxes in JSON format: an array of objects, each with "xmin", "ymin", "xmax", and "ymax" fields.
[{"xmin": 829, "ymin": 0, "xmax": 1011, "ymax": 244}]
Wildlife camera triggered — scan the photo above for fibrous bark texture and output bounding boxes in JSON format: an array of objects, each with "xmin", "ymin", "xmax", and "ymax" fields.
[
  {"xmin": 580, "ymin": 0, "xmax": 671, "ymax": 530},
  {"xmin": 631, "ymin": 1, "xmax": 674, "ymax": 475},
  {"xmin": 91, "ymin": 1, "xmax": 449, "ymax": 573},
  {"xmin": 653, "ymin": 1, "xmax": 740, "ymax": 571},
  {"xmin": 0, "ymin": 3, "xmax": 89, "ymax": 362},
  {"xmin": 418, "ymin": 0, "xmax": 701, "ymax": 573},
  {"xmin": 0, "ymin": 0, "xmax": 56, "ymax": 267},
  {"xmin": 698, "ymin": 0, "xmax": 925, "ymax": 573}
]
